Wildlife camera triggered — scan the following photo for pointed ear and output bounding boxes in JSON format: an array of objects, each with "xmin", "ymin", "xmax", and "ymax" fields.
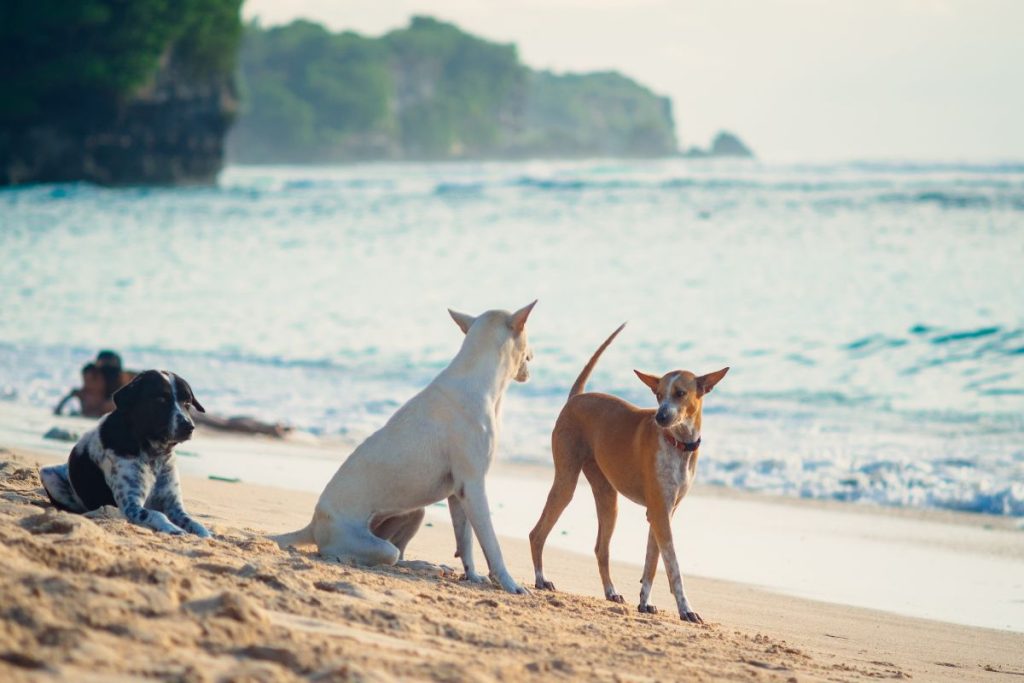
[
  {"xmin": 697, "ymin": 367, "xmax": 729, "ymax": 396},
  {"xmin": 508, "ymin": 299, "xmax": 538, "ymax": 334},
  {"xmin": 633, "ymin": 370, "xmax": 661, "ymax": 393},
  {"xmin": 448, "ymin": 309, "xmax": 476, "ymax": 335}
]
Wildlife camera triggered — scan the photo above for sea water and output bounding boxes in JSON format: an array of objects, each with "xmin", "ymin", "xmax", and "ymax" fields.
[{"xmin": 2, "ymin": 159, "xmax": 1022, "ymax": 516}]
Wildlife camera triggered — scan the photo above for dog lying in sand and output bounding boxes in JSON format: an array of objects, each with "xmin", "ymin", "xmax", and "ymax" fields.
[
  {"xmin": 530, "ymin": 324, "xmax": 728, "ymax": 622},
  {"xmin": 273, "ymin": 302, "xmax": 537, "ymax": 594},
  {"xmin": 40, "ymin": 370, "xmax": 211, "ymax": 537}
]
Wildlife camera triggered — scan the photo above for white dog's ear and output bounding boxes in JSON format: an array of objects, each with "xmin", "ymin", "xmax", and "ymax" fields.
[
  {"xmin": 508, "ymin": 299, "xmax": 537, "ymax": 334},
  {"xmin": 448, "ymin": 309, "xmax": 476, "ymax": 335}
]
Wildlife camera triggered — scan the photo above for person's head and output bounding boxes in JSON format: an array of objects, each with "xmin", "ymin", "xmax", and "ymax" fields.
[
  {"xmin": 80, "ymin": 363, "xmax": 104, "ymax": 393},
  {"xmin": 96, "ymin": 350, "xmax": 123, "ymax": 369}
]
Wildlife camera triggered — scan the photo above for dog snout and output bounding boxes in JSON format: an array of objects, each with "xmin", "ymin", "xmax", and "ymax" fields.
[
  {"xmin": 655, "ymin": 409, "xmax": 670, "ymax": 426},
  {"xmin": 175, "ymin": 417, "xmax": 195, "ymax": 438}
]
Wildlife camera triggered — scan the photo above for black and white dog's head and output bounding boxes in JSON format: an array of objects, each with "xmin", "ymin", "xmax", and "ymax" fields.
[{"xmin": 110, "ymin": 370, "xmax": 205, "ymax": 448}]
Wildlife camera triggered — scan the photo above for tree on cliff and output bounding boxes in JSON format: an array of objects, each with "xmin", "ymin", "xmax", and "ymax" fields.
[{"xmin": 0, "ymin": 0, "xmax": 242, "ymax": 123}]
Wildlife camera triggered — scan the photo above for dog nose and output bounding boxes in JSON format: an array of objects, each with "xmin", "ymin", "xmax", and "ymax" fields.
[
  {"xmin": 178, "ymin": 420, "xmax": 195, "ymax": 435},
  {"xmin": 655, "ymin": 411, "xmax": 669, "ymax": 426}
]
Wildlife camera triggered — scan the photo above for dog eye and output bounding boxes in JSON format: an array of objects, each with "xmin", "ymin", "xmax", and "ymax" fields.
[{"xmin": 675, "ymin": 390, "xmax": 685, "ymax": 399}]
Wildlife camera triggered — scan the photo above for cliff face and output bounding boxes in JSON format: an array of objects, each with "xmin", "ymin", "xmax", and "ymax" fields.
[
  {"xmin": 0, "ymin": 0, "xmax": 242, "ymax": 187},
  {"xmin": 1, "ymin": 52, "xmax": 236, "ymax": 186},
  {"xmin": 228, "ymin": 17, "xmax": 678, "ymax": 163}
]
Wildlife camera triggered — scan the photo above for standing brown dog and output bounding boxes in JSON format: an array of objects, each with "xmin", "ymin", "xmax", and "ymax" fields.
[{"xmin": 529, "ymin": 324, "xmax": 728, "ymax": 623}]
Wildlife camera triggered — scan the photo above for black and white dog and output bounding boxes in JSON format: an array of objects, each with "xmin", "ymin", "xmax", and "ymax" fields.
[{"xmin": 40, "ymin": 370, "xmax": 211, "ymax": 537}]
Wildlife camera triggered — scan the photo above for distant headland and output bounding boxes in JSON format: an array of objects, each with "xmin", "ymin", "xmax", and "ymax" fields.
[{"xmin": 0, "ymin": 8, "xmax": 753, "ymax": 186}]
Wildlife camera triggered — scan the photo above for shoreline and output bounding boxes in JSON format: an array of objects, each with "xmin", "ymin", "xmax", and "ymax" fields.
[
  {"xmin": 3, "ymin": 402, "xmax": 1023, "ymax": 633},
  {"xmin": 2, "ymin": 442, "xmax": 1023, "ymax": 681}
]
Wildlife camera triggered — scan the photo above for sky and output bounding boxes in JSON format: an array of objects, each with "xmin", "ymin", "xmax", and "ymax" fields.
[{"xmin": 242, "ymin": 0, "xmax": 1024, "ymax": 161}]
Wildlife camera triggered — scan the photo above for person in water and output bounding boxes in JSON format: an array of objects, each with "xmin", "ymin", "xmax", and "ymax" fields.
[
  {"xmin": 54, "ymin": 350, "xmax": 291, "ymax": 437},
  {"xmin": 53, "ymin": 362, "xmax": 114, "ymax": 417}
]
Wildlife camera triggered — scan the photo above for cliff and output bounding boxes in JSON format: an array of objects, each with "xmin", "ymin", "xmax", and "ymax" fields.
[
  {"xmin": 0, "ymin": 1, "xmax": 242, "ymax": 187},
  {"xmin": 682, "ymin": 131, "xmax": 755, "ymax": 159},
  {"xmin": 228, "ymin": 17, "xmax": 679, "ymax": 163}
]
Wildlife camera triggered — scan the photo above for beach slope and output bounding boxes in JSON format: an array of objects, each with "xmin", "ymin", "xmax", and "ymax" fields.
[{"xmin": 1, "ymin": 446, "xmax": 1021, "ymax": 682}]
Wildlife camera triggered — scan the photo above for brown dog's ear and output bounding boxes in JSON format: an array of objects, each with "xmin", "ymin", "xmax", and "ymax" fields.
[
  {"xmin": 508, "ymin": 299, "xmax": 538, "ymax": 334},
  {"xmin": 633, "ymin": 370, "xmax": 661, "ymax": 393},
  {"xmin": 697, "ymin": 367, "xmax": 729, "ymax": 396},
  {"xmin": 448, "ymin": 309, "xmax": 476, "ymax": 335}
]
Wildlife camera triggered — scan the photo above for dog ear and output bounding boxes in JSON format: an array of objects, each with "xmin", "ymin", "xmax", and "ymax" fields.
[
  {"xmin": 633, "ymin": 370, "xmax": 661, "ymax": 393},
  {"xmin": 448, "ymin": 309, "xmax": 476, "ymax": 335},
  {"xmin": 173, "ymin": 374, "xmax": 206, "ymax": 413},
  {"xmin": 697, "ymin": 367, "xmax": 729, "ymax": 396},
  {"xmin": 111, "ymin": 373, "xmax": 144, "ymax": 410},
  {"xmin": 508, "ymin": 299, "xmax": 538, "ymax": 334}
]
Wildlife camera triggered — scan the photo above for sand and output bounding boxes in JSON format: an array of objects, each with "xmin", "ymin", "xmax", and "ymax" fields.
[{"xmin": 2, "ymin": 444, "xmax": 1023, "ymax": 682}]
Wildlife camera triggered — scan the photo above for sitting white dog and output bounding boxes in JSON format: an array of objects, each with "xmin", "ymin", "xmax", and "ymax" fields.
[{"xmin": 272, "ymin": 301, "xmax": 537, "ymax": 594}]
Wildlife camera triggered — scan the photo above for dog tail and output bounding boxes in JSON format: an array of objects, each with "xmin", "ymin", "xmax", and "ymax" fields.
[
  {"xmin": 270, "ymin": 520, "xmax": 316, "ymax": 548},
  {"xmin": 568, "ymin": 323, "xmax": 627, "ymax": 399}
]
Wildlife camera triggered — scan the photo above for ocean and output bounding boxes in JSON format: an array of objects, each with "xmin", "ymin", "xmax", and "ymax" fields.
[{"xmin": 2, "ymin": 159, "xmax": 1022, "ymax": 517}]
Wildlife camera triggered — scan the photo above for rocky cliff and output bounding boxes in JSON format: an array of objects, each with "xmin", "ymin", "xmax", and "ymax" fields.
[
  {"xmin": 228, "ymin": 17, "xmax": 678, "ymax": 163},
  {"xmin": 0, "ymin": 0, "xmax": 242, "ymax": 187},
  {"xmin": 1, "ymin": 53, "xmax": 236, "ymax": 186}
]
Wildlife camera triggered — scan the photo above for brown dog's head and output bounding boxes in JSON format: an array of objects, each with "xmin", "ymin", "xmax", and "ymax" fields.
[
  {"xmin": 448, "ymin": 300, "xmax": 537, "ymax": 382},
  {"xmin": 633, "ymin": 367, "xmax": 729, "ymax": 433}
]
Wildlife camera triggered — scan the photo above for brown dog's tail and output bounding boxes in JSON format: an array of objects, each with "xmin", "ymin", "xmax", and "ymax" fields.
[{"xmin": 568, "ymin": 323, "xmax": 626, "ymax": 399}]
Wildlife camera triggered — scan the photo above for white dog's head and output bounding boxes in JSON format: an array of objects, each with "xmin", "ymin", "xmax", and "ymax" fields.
[{"xmin": 449, "ymin": 300, "xmax": 537, "ymax": 382}]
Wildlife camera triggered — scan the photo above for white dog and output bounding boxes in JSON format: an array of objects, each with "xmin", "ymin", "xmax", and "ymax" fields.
[{"xmin": 272, "ymin": 302, "xmax": 537, "ymax": 594}]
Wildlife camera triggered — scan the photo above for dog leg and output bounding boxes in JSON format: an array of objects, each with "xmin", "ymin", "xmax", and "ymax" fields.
[
  {"xmin": 110, "ymin": 461, "xmax": 186, "ymax": 535},
  {"xmin": 370, "ymin": 509, "xmax": 425, "ymax": 560},
  {"xmin": 39, "ymin": 464, "xmax": 86, "ymax": 513},
  {"xmin": 583, "ymin": 461, "xmax": 622, "ymax": 603},
  {"xmin": 321, "ymin": 519, "xmax": 401, "ymax": 566},
  {"xmin": 648, "ymin": 507, "xmax": 702, "ymax": 624},
  {"xmin": 638, "ymin": 527, "xmax": 660, "ymax": 614},
  {"xmin": 449, "ymin": 495, "xmax": 487, "ymax": 583},
  {"xmin": 151, "ymin": 461, "xmax": 211, "ymax": 538},
  {"xmin": 528, "ymin": 455, "xmax": 583, "ymax": 590},
  {"xmin": 460, "ymin": 479, "xmax": 526, "ymax": 594}
]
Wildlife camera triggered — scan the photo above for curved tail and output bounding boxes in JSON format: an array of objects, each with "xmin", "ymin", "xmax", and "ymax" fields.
[
  {"xmin": 269, "ymin": 519, "xmax": 315, "ymax": 548},
  {"xmin": 568, "ymin": 323, "xmax": 626, "ymax": 399}
]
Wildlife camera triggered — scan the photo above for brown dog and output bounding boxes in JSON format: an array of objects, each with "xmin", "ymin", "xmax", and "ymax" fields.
[{"xmin": 529, "ymin": 324, "xmax": 728, "ymax": 623}]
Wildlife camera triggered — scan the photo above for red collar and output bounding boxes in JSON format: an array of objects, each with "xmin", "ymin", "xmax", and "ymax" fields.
[{"xmin": 663, "ymin": 433, "xmax": 701, "ymax": 452}]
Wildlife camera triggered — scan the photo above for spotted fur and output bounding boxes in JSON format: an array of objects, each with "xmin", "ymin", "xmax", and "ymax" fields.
[{"xmin": 39, "ymin": 370, "xmax": 210, "ymax": 538}]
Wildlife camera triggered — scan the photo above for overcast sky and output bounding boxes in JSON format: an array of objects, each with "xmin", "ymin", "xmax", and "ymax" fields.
[{"xmin": 242, "ymin": 0, "xmax": 1024, "ymax": 161}]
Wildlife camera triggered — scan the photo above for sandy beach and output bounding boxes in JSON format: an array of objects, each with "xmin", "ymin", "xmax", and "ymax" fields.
[{"xmin": 2, "ymin": 414, "xmax": 1022, "ymax": 682}]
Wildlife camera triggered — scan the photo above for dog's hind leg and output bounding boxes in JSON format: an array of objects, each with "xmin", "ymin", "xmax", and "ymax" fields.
[
  {"xmin": 637, "ymin": 527, "xmax": 660, "ymax": 613},
  {"xmin": 39, "ymin": 464, "xmax": 85, "ymax": 513},
  {"xmin": 449, "ymin": 495, "xmax": 487, "ymax": 583},
  {"xmin": 321, "ymin": 518, "xmax": 401, "ymax": 567},
  {"xmin": 371, "ymin": 508, "xmax": 425, "ymax": 560},
  {"xmin": 583, "ymin": 460, "xmax": 622, "ymax": 603},
  {"xmin": 529, "ymin": 433, "xmax": 586, "ymax": 591}
]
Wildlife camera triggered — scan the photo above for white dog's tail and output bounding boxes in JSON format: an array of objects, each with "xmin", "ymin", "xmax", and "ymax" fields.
[
  {"xmin": 270, "ymin": 520, "xmax": 316, "ymax": 548},
  {"xmin": 568, "ymin": 323, "xmax": 626, "ymax": 398}
]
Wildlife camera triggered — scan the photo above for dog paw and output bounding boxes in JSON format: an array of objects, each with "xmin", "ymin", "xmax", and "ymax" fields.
[
  {"xmin": 680, "ymin": 611, "xmax": 704, "ymax": 624},
  {"xmin": 605, "ymin": 592, "xmax": 625, "ymax": 604},
  {"xmin": 492, "ymin": 573, "xmax": 529, "ymax": 595},
  {"xmin": 638, "ymin": 604, "xmax": 658, "ymax": 614},
  {"xmin": 535, "ymin": 579, "xmax": 556, "ymax": 591},
  {"xmin": 460, "ymin": 571, "xmax": 489, "ymax": 584}
]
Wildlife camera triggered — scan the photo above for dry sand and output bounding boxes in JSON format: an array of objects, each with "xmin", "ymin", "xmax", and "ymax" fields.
[{"xmin": 1, "ymin": 445, "xmax": 1022, "ymax": 683}]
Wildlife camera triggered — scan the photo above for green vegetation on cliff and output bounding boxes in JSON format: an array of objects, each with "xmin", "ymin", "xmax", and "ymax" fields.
[
  {"xmin": 0, "ymin": 0, "xmax": 242, "ymax": 124},
  {"xmin": 230, "ymin": 17, "xmax": 677, "ymax": 162}
]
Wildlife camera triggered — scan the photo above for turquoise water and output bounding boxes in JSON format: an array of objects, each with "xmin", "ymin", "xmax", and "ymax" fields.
[{"xmin": 2, "ymin": 159, "xmax": 1023, "ymax": 515}]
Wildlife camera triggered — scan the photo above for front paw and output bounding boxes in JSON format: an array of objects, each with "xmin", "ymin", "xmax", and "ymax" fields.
[
  {"xmin": 460, "ymin": 570, "xmax": 489, "ymax": 584},
  {"xmin": 491, "ymin": 572, "xmax": 529, "ymax": 595},
  {"xmin": 190, "ymin": 523, "xmax": 212, "ymax": 538},
  {"xmin": 680, "ymin": 610, "xmax": 703, "ymax": 624},
  {"xmin": 638, "ymin": 604, "xmax": 658, "ymax": 614}
]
